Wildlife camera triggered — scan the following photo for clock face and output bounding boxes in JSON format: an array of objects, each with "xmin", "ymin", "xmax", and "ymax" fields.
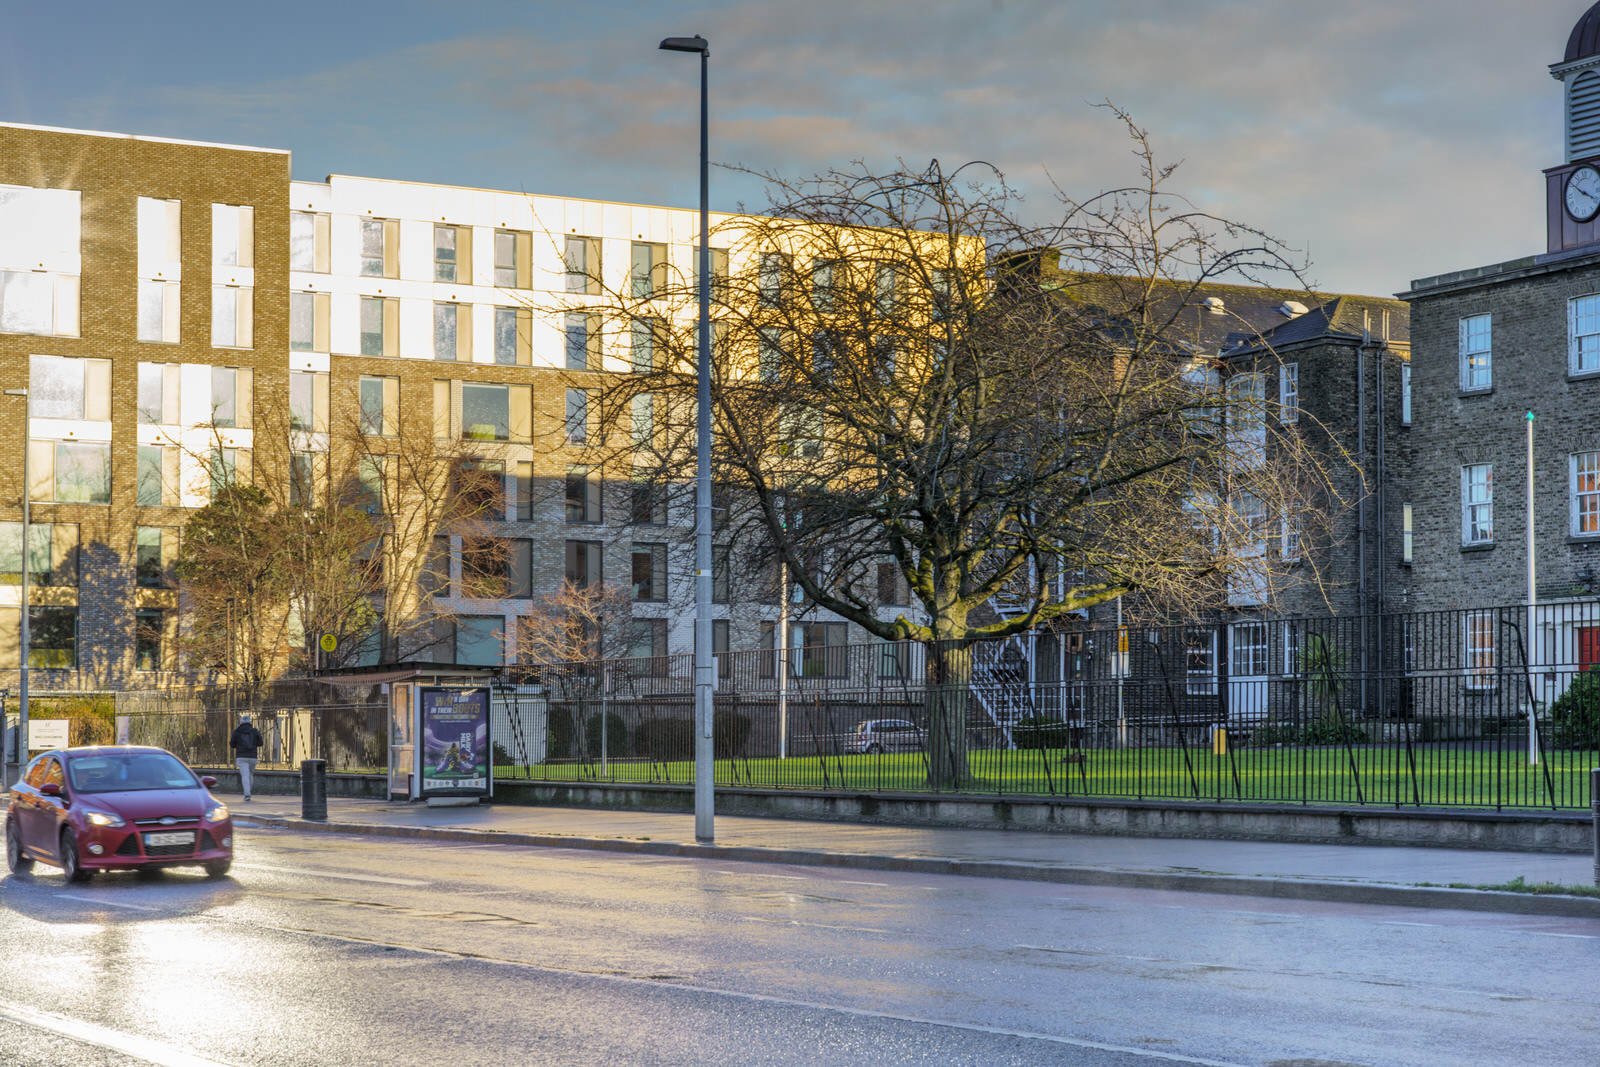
[{"xmin": 1567, "ymin": 165, "xmax": 1600, "ymax": 223}]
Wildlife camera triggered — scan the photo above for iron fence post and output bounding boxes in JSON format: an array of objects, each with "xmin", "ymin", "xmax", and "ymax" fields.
[{"xmin": 1592, "ymin": 768, "xmax": 1599, "ymax": 887}]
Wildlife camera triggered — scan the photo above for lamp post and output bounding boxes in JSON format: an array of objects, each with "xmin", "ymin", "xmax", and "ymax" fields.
[
  {"xmin": 4, "ymin": 388, "xmax": 28, "ymax": 784},
  {"xmin": 658, "ymin": 33, "xmax": 715, "ymax": 843}
]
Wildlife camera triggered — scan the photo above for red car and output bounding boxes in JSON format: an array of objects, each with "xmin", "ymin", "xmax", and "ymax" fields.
[{"xmin": 5, "ymin": 746, "xmax": 233, "ymax": 881}]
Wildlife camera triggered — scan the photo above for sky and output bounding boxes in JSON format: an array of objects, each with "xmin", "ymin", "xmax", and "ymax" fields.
[{"xmin": 0, "ymin": 0, "xmax": 1588, "ymax": 298}]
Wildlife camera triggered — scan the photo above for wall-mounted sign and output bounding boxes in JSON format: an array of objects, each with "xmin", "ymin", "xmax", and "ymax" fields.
[{"xmin": 29, "ymin": 719, "xmax": 70, "ymax": 751}]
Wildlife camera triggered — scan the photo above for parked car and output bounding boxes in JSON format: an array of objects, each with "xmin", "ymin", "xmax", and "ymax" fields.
[
  {"xmin": 846, "ymin": 719, "xmax": 924, "ymax": 755},
  {"xmin": 5, "ymin": 746, "xmax": 233, "ymax": 882}
]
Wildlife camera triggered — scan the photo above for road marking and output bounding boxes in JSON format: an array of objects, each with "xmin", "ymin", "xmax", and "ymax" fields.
[
  {"xmin": 57, "ymin": 893, "xmax": 162, "ymax": 912},
  {"xmin": 840, "ymin": 879, "xmax": 889, "ymax": 887},
  {"xmin": 1381, "ymin": 921, "xmax": 1438, "ymax": 928},
  {"xmin": 0, "ymin": 998, "xmax": 238, "ymax": 1067},
  {"xmin": 230, "ymin": 863, "xmax": 429, "ymax": 886},
  {"xmin": 742, "ymin": 916, "xmax": 890, "ymax": 934},
  {"xmin": 1530, "ymin": 931, "xmax": 1600, "ymax": 939},
  {"xmin": 715, "ymin": 870, "xmax": 804, "ymax": 879}
]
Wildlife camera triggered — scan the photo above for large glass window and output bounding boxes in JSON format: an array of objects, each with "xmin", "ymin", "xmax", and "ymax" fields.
[
  {"xmin": 31, "ymin": 355, "xmax": 109, "ymax": 421},
  {"xmin": 1465, "ymin": 611, "xmax": 1496, "ymax": 689},
  {"xmin": 290, "ymin": 370, "xmax": 328, "ymax": 433},
  {"xmin": 494, "ymin": 307, "xmax": 529, "ymax": 365},
  {"xmin": 455, "ymin": 616, "xmax": 503, "ymax": 667},
  {"xmin": 631, "ymin": 241, "xmax": 666, "ymax": 299},
  {"xmin": 135, "ymin": 609, "xmax": 166, "ymax": 672},
  {"xmin": 494, "ymin": 229, "xmax": 529, "ymax": 288},
  {"xmin": 211, "ymin": 204, "xmax": 253, "ymax": 268},
  {"xmin": 434, "ymin": 224, "xmax": 469, "ymax": 283},
  {"xmin": 566, "ymin": 465, "xmax": 601, "ymax": 523},
  {"xmin": 434, "ymin": 302, "xmax": 471, "ymax": 361},
  {"xmin": 1574, "ymin": 451, "xmax": 1600, "ymax": 536},
  {"xmin": 632, "ymin": 542, "xmax": 667, "ymax": 602},
  {"xmin": 565, "ymin": 388, "xmax": 593, "ymax": 445},
  {"xmin": 1571, "ymin": 294, "xmax": 1600, "ymax": 375},
  {"xmin": 136, "ymin": 527, "xmax": 172, "ymax": 588},
  {"xmin": 564, "ymin": 540, "xmax": 601, "ymax": 589},
  {"xmin": 290, "ymin": 211, "xmax": 330, "ymax": 273},
  {"xmin": 0, "ymin": 185, "xmax": 80, "ymax": 339},
  {"xmin": 359, "ymin": 376, "xmax": 396, "ymax": 437},
  {"xmin": 1459, "ymin": 313, "xmax": 1491, "ymax": 391},
  {"xmin": 360, "ymin": 295, "xmax": 395, "ymax": 357},
  {"xmin": 631, "ymin": 317, "xmax": 662, "ymax": 373},
  {"xmin": 210, "ymin": 366, "xmax": 252, "ymax": 428},
  {"xmin": 564, "ymin": 235, "xmax": 600, "ymax": 294},
  {"xmin": 290, "ymin": 291, "xmax": 329, "ymax": 352},
  {"xmin": 0, "ymin": 523, "xmax": 73, "ymax": 587},
  {"xmin": 566, "ymin": 312, "xmax": 598, "ymax": 371},
  {"xmin": 211, "ymin": 285, "xmax": 253, "ymax": 348},
  {"xmin": 31, "ymin": 441, "xmax": 111, "ymax": 504},
  {"xmin": 1230, "ymin": 622, "xmax": 1269, "ymax": 677},
  {"xmin": 463, "ymin": 383, "xmax": 513, "ymax": 441},
  {"xmin": 1278, "ymin": 363, "xmax": 1299, "ymax": 423},
  {"xmin": 360, "ymin": 218, "xmax": 397, "ymax": 278}
]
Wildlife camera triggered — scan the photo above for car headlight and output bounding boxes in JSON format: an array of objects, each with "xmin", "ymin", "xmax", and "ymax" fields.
[
  {"xmin": 84, "ymin": 810, "xmax": 125, "ymax": 828},
  {"xmin": 205, "ymin": 804, "xmax": 229, "ymax": 823}
]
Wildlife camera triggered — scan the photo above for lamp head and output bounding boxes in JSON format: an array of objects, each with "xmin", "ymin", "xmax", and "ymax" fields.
[{"xmin": 659, "ymin": 35, "xmax": 708, "ymax": 54}]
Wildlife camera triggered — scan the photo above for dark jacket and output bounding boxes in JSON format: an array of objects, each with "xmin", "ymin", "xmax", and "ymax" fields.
[{"xmin": 230, "ymin": 722, "xmax": 262, "ymax": 759}]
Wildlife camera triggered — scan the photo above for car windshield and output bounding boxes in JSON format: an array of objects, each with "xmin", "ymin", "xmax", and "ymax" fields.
[{"xmin": 67, "ymin": 753, "xmax": 198, "ymax": 793}]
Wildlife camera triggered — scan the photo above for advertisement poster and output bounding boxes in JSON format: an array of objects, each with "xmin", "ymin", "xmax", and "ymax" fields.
[{"xmin": 418, "ymin": 687, "xmax": 490, "ymax": 796}]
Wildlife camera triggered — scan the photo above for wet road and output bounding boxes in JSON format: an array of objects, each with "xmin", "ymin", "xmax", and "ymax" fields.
[{"xmin": 0, "ymin": 825, "xmax": 1596, "ymax": 1066}]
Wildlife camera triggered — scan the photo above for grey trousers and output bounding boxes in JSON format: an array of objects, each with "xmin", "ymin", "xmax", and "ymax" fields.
[{"xmin": 236, "ymin": 757, "xmax": 258, "ymax": 797}]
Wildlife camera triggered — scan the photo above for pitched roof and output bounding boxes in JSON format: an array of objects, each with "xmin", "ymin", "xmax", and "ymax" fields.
[{"xmin": 1224, "ymin": 294, "xmax": 1410, "ymax": 356}]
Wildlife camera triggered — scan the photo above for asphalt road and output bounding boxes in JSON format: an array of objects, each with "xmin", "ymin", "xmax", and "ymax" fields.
[{"xmin": 0, "ymin": 826, "xmax": 1596, "ymax": 1067}]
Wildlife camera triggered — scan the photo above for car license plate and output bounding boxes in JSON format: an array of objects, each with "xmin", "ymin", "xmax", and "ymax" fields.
[{"xmin": 144, "ymin": 831, "xmax": 194, "ymax": 847}]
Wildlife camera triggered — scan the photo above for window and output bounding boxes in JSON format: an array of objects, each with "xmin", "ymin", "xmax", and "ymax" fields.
[
  {"xmin": 211, "ymin": 284, "xmax": 253, "ymax": 348},
  {"xmin": 811, "ymin": 259, "xmax": 838, "ymax": 312},
  {"xmin": 877, "ymin": 562, "xmax": 910, "ymax": 606},
  {"xmin": 506, "ymin": 539, "xmax": 532, "ymax": 599},
  {"xmin": 875, "ymin": 263, "xmax": 901, "ymax": 316},
  {"xmin": 758, "ymin": 252, "xmax": 790, "ymax": 308},
  {"xmin": 631, "ymin": 472, "xmax": 666, "ymax": 525},
  {"xmin": 565, "ymin": 387, "xmax": 595, "ymax": 445},
  {"xmin": 629, "ymin": 618, "xmax": 668, "ymax": 663},
  {"xmin": 359, "ymin": 375, "xmax": 398, "ymax": 437},
  {"xmin": 566, "ymin": 312, "xmax": 600, "ymax": 371},
  {"xmin": 26, "ymin": 607, "xmax": 76, "ymax": 669},
  {"xmin": 137, "ymin": 362, "xmax": 179, "ymax": 425},
  {"xmin": 212, "ymin": 204, "xmax": 253, "ymax": 268},
  {"xmin": 434, "ymin": 224, "xmax": 470, "ymax": 283},
  {"xmin": 695, "ymin": 247, "xmax": 729, "ymax": 302},
  {"xmin": 631, "ymin": 317, "xmax": 663, "ymax": 373},
  {"xmin": 1282, "ymin": 622, "xmax": 1302, "ymax": 677},
  {"xmin": 290, "ymin": 291, "xmax": 330, "ymax": 352},
  {"xmin": 360, "ymin": 295, "xmax": 398, "ymax": 357},
  {"xmin": 137, "ymin": 197, "xmax": 181, "ymax": 343},
  {"xmin": 461, "ymin": 535, "xmax": 508, "ymax": 598},
  {"xmin": 31, "ymin": 355, "xmax": 110, "ymax": 421},
  {"xmin": 494, "ymin": 307, "xmax": 531, "ymax": 365},
  {"xmin": 289, "ymin": 370, "xmax": 328, "ymax": 432},
  {"xmin": 796, "ymin": 622, "xmax": 847, "ymax": 678},
  {"xmin": 1400, "ymin": 362, "xmax": 1412, "ymax": 426},
  {"xmin": 135, "ymin": 527, "xmax": 173, "ymax": 588},
  {"xmin": 1230, "ymin": 622, "xmax": 1268, "ymax": 677},
  {"xmin": 434, "ymin": 302, "xmax": 472, "ymax": 361},
  {"xmin": 713, "ymin": 619, "xmax": 730, "ymax": 680},
  {"xmin": 1574, "ymin": 452, "xmax": 1600, "ymax": 536},
  {"xmin": 494, "ymin": 229, "xmax": 531, "ymax": 288},
  {"xmin": 137, "ymin": 445, "xmax": 177, "ymax": 506},
  {"xmin": 631, "ymin": 394, "xmax": 654, "ymax": 448},
  {"xmin": 1572, "ymin": 294, "xmax": 1600, "ymax": 375},
  {"xmin": 713, "ymin": 544, "xmax": 730, "ymax": 603},
  {"xmin": 1280, "ymin": 509, "xmax": 1302, "ymax": 563},
  {"xmin": 1184, "ymin": 629, "xmax": 1217, "ymax": 695},
  {"xmin": 1278, "ymin": 363, "xmax": 1299, "ymax": 423},
  {"xmin": 564, "ymin": 540, "xmax": 602, "ymax": 589},
  {"xmin": 565, "ymin": 235, "xmax": 601, "ymax": 295},
  {"xmin": 455, "ymin": 459, "xmax": 503, "ymax": 521},
  {"xmin": 1459, "ymin": 313, "xmax": 1491, "ymax": 391},
  {"xmin": 0, "ymin": 523, "xmax": 75, "ymax": 587},
  {"xmin": 631, "ymin": 241, "xmax": 666, "ymax": 299},
  {"xmin": 360, "ymin": 218, "xmax": 398, "ymax": 278},
  {"xmin": 455, "ymin": 616, "xmax": 504, "ymax": 667},
  {"xmin": 463, "ymin": 382, "xmax": 531, "ymax": 442},
  {"xmin": 208, "ymin": 447, "xmax": 247, "ymax": 499},
  {"xmin": 1461, "ymin": 463, "xmax": 1493, "ymax": 545},
  {"xmin": 1226, "ymin": 372, "xmax": 1266, "ymax": 467},
  {"xmin": 210, "ymin": 366, "xmax": 252, "ymax": 428},
  {"xmin": 0, "ymin": 184, "xmax": 80, "ymax": 337},
  {"xmin": 289, "ymin": 452, "xmax": 317, "ymax": 507},
  {"xmin": 1401, "ymin": 503, "xmax": 1414, "ymax": 563},
  {"xmin": 1465, "ymin": 611, "xmax": 1496, "ymax": 689},
  {"xmin": 514, "ymin": 460, "xmax": 534, "ymax": 522},
  {"xmin": 30, "ymin": 441, "xmax": 111, "ymax": 504},
  {"xmin": 632, "ymin": 543, "xmax": 666, "ymax": 601},
  {"xmin": 566, "ymin": 466, "xmax": 602, "ymax": 523},
  {"xmin": 759, "ymin": 327, "xmax": 787, "ymax": 381},
  {"xmin": 290, "ymin": 211, "xmax": 331, "ymax": 273},
  {"xmin": 135, "ymin": 609, "xmax": 166, "ymax": 672}
]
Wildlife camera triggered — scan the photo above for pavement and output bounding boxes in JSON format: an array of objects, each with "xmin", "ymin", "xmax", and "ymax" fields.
[{"xmin": 218, "ymin": 792, "xmax": 1600, "ymax": 919}]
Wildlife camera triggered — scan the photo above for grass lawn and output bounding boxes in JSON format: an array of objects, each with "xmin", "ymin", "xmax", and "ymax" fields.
[{"xmin": 496, "ymin": 744, "xmax": 1600, "ymax": 810}]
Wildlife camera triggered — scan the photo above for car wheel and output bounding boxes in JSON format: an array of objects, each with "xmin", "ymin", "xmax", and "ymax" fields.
[
  {"xmin": 866, "ymin": 743, "xmax": 883, "ymax": 755},
  {"xmin": 5, "ymin": 819, "xmax": 32, "ymax": 873},
  {"xmin": 204, "ymin": 859, "xmax": 232, "ymax": 879},
  {"xmin": 59, "ymin": 828, "xmax": 91, "ymax": 883}
]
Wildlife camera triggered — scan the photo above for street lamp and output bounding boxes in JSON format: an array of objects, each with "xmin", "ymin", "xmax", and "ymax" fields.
[
  {"xmin": 658, "ymin": 32, "xmax": 715, "ymax": 843},
  {"xmin": 3, "ymin": 388, "xmax": 27, "ymax": 786}
]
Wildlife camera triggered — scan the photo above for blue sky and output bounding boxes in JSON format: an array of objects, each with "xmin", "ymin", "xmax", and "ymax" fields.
[{"xmin": 0, "ymin": 0, "xmax": 1586, "ymax": 297}]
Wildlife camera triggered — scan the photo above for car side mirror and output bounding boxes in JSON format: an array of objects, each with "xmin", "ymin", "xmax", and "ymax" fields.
[
  {"xmin": 39, "ymin": 783, "xmax": 61, "ymax": 797},
  {"xmin": 200, "ymin": 776, "xmax": 217, "ymax": 788}
]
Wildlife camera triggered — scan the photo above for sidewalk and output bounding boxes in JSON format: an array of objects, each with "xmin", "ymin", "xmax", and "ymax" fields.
[{"xmin": 228, "ymin": 794, "xmax": 1600, "ymax": 918}]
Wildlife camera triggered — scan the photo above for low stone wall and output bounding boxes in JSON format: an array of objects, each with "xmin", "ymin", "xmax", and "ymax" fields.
[
  {"xmin": 491, "ymin": 780, "xmax": 1594, "ymax": 854},
  {"xmin": 205, "ymin": 768, "xmax": 389, "ymax": 800}
]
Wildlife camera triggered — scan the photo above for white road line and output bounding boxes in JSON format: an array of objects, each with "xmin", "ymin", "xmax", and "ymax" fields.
[
  {"xmin": 714, "ymin": 870, "xmax": 804, "ymax": 879},
  {"xmin": 1530, "ymin": 931, "xmax": 1600, "ymax": 939},
  {"xmin": 840, "ymin": 880, "xmax": 889, "ymax": 887},
  {"xmin": 0, "ymin": 999, "xmax": 238, "ymax": 1067},
  {"xmin": 56, "ymin": 894, "xmax": 162, "ymax": 912},
  {"xmin": 230, "ymin": 863, "xmax": 429, "ymax": 886}
]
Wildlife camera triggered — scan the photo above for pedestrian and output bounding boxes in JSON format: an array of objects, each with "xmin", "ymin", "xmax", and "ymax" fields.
[{"xmin": 230, "ymin": 713, "xmax": 262, "ymax": 801}]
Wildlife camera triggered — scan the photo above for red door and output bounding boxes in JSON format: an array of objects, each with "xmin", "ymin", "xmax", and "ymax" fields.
[{"xmin": 1579, "ymin": 627, "xmax": 1600, "ymax": 671}]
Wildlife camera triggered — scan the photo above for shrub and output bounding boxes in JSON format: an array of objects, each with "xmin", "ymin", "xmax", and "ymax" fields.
[
  {"xmin": 714, "ymin": 709, "xmax": 752, "ymax": 759},
  {"xmin": 1550, "ymin": 670, "xmax": 1600, "ymax": 749},
  {"xmin": 546, "ymin": 705, "xmax": 580, "ymax": 760},
  {"xmin": 1302, "ymin": 718, "xmax": 1369, "ymax": 746},
  {"xmin": 1250, "ymin": 722, "xmax": 1301, "ymax": 746},
  {"xmin": 1014, "ymin": 716, "xmax": 1071, "ymax": 751},
  {"xmin": 638, "ymin": 717, "xmax": 694, "ymax": 762},
  {"xmin": 585, "ymin": 712, "xmax": 631, "ymax": 758}
]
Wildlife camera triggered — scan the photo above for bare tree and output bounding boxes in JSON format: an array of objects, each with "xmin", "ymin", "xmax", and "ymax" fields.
[{"xmin": 548, "ymin": 112, "xmax": 1356, "ymax": 786}]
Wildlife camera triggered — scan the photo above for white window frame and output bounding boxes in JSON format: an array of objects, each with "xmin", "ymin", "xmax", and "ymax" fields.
[
  {"xmin": 1570, "ymin": 294, "xmax": 1600, "ymax": 376},
  {"xmin": 1573, "ymin": 451, "xmax": 1600, "ymax": 537},
  {"xmin": 1400, "ymin": 362, "xmax": 1412, "ymax": 426},
  {"xmin": 1278, "ymin": 362, "xmax": 1299, "ymax": 423},
  {"xmin": 1459, "ymin": 313, "xmax": 1491, "ymax": 392},
  {"xmin": 1184, "ymin": 629, "xmax": 1217, "ymax": 695},
  {"xmin": 1461, "ymin": 463, "xmax": 1493, "ymax": 545},
  {"xmin": 1464, "ymin": 611, "xmax": 1496, "ymax": 690},
  {"xmin": 1230, "ymin": 622, "xmax": 1268, "ymax": 678},
  {"xmin": 1402, "ymin": 502, "xmax": 1414, "ymax": 563}
]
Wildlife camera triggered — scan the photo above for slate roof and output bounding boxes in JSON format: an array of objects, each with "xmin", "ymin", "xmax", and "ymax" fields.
[
  {"xmin": 1566, "ymin": 2, "xmax": 1600, "ymax": 64},
  {"xmin": 1223, "ymin": 294, "xmax": 1410, "ymax": 358}
]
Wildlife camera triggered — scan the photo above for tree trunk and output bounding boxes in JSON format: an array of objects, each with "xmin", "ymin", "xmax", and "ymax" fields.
[{"xmin": 925, "ymin": 639, "xmax": 972, "ymax": 789}]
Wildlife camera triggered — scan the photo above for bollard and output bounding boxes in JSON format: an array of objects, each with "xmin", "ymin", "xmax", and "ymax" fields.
[
  {"xmin": 301, "ymin": 759, "xmax": 328, "ymax": 821},
  {"xmin": 1593, "ymin": 768, "xmax": 1599, "ymax": 888}
]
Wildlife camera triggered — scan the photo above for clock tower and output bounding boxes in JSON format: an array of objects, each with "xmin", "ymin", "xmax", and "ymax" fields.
[{"xmin": 1548, "ymin": 2, "xmax": 1600, "ymax": 249}]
